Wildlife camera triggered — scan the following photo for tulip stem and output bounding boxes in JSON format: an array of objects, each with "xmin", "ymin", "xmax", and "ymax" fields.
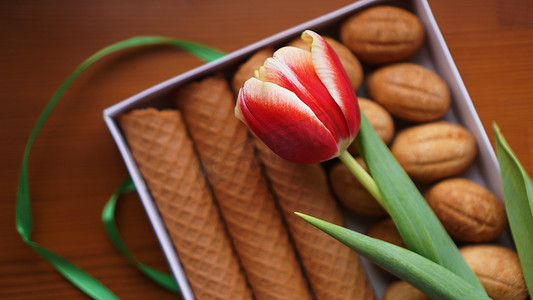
[{"xmin": 338, "ymin": 150, "xmax": 386, "ymax": 210}]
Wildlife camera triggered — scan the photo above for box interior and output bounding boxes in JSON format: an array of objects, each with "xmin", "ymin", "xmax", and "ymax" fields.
[{"xmin": 104, "ymin": 0, "xmax": 512, "ymax": 299}]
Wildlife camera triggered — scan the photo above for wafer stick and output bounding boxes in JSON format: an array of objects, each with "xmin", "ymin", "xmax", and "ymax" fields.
[
  {"xmin": 119, "ymin": 108, "xmax": 252, "ymax": 300},
  {"xmin": 174, "ymin": 76, "xmax": 312, "ymax": 300},
  {"xmin": 255, "ymin": 140, "xmax": 374, "ymax": 300}
]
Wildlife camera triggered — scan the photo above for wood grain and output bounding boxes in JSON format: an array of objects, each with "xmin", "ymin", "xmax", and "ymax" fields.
[{"xmin": 1, "ymin": 0, "xmax": 532, "ymax": 299}]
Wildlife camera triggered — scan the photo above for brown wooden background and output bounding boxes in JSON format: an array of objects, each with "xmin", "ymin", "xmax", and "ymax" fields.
[{"xmin": 1, "ymin": 0, "xmax": 532, "ymax": 299}]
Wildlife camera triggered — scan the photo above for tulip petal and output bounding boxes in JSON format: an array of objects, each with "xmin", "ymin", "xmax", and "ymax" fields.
[
  {"xmin": 302, "ymin": 30, "xmax": 360, "ymax": 138},
  {"xmin": 256, "ymin": 47, "xmax": 350, "ymax": 141},
  {"xmin": 237, "ymin": 78, "xmax": 339, "ymax": 163}
]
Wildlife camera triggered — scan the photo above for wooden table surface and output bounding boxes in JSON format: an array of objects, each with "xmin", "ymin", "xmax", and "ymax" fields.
[{"xmin": 1, "ymin": 0, "xmax": 532, "ymax": 299}]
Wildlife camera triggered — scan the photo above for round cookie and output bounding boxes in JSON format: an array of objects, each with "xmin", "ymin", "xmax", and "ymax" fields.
[
  {"xmin": 366, "ymin": 63, "xmax": 450, "ymax": 122},
  {"xmin": 340, "ymin": 5, "xmax": 424, "ymax": 65},
  {"xmin": 348, "ymin": 97, "xmax": 395, "ymax": 155},
  {"xmin": 425, "ymin": 178, "xmax": 507, "ymax": 242},
  {"xmin": 391, "ymin": 122, "xmax": 477, "ymax": 183},
  {"xmin": 328, "ymin": 160, "xmax": 386, "ymax": 216},
  {"xmin": 461, "ymin": 245, "xmax": 527, "ymax": 300}
]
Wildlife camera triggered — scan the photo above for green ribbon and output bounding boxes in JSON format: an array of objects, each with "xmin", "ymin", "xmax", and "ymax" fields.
[
  {"xmin": 16, "ymin": 36, "xmax": 225, "ymax": 299},
  {"xmin": 101, "ymin": 178, "xmax": 180, "ymax": 293}
]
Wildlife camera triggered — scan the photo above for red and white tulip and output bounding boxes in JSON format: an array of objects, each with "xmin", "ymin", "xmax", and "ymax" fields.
[{"xmin": 235, "ymin": 30, "xmax": 360, "ymax": 163}]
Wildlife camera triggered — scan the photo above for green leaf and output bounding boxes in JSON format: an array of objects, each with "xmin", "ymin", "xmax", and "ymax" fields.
[
  {"xmin": 353, "ymin": 113, "xmax": 485, "ymax": 293},
  {"xmin": 493, "ymin": 123, "xmax": 533, "ymax": 293},
  {"xmin": 296, "ymin": 213, "xmax": 491, "ymax": 300}
]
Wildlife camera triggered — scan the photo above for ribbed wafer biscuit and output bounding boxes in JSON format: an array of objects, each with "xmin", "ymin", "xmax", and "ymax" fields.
[
  {"xmin": 119, "ymin": 108, "xmax": 252, "ymax": 300},
  {"xmin": 255, "ymin": 140, "xmax": 374, "ymax": 300},
  {"xmin": 174, "ymin": 76, "xmax": 312, "ymax": 300}
]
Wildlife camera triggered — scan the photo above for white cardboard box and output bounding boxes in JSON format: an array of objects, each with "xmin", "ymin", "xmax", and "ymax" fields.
[{"xmin": 103, "ymin": 0, "xmax": 508, "ymax": 298}]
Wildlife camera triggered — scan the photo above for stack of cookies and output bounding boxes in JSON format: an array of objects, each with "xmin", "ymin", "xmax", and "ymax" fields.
[{"xmin": 120, "ymin": 76, "xmax": 373, "ymax": 299}]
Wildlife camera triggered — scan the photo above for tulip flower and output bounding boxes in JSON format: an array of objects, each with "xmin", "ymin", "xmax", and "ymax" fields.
[{"xmin": 235, "ymin": 30, "xmax": 360, "ymax": 164}]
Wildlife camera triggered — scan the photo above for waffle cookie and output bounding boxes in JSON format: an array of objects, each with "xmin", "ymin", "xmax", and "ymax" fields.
[
  {"xmin": 255, "ymin": 140, "xmax": 374, "ymax": 300},
  {"xmin": 119, "ymin": 108, "xmax": 252, "ymax": 300},
  {"xmin": 174, "ymin": 76, "xmax": 312, "ymax": 300}
]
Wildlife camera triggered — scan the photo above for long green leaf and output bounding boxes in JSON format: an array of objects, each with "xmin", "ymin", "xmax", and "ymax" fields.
[
  {"xmin": 493, "ymin": 123, "xmax": 533, "ymax": 293},
  {"xmin": 296, "ymin": 213, "xmax": 491, "ymax": 300},
  {"xmin": 353, "ymin": 114, "xmax": 485, "ymax": 293}
]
